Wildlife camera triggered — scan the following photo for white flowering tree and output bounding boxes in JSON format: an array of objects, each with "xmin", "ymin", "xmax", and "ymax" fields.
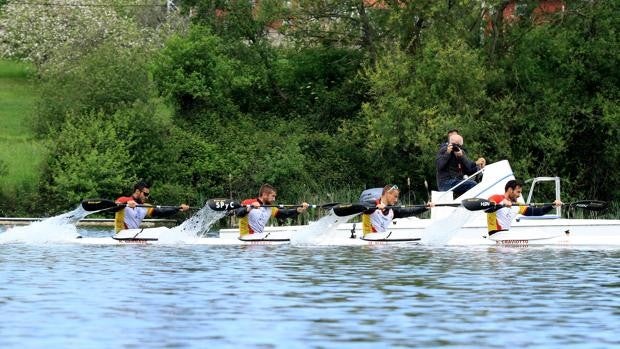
[{"xmin": 0, "ymin": 0, "xmax": 176, "ymax": 68}]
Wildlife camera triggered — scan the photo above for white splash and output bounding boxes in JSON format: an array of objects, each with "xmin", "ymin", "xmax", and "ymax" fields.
[
  {"xmin": 158, "ymin": 205, "xmax": 226, "ymax": 244},
  {"xmin": 420, "ymin": 206, "xmax": 473, "ymax": 245},
  {"xmin": 0, "ymin": 206, "xmax": 88, "ymax": 243},
  {"xmin": 290, "ymin": 210, "xmax": 359, "ymax": 246}
]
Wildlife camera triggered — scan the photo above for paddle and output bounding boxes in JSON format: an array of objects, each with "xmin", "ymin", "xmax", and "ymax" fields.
[
  {"xmin": 332, "ymin": 204, "xmax": 369, "ymax": 217},
  {"xmin": 81, "ymin": 199, "xmax": 190, "ymax": 212},
  {"xmin": 384, "ymin": 203, "xmax": 460, "ymax": 209},
  {"xmin": 569, "ymin": 200, "xmax": 608, "ymax": 211},
  {"xmin": 207, "ymin": 198, "xmax": 459, "ymax": 217},
  {"xmin": 461, "ymin": 198, "xmax": 608, "ymax": 212},
  {"xmin": 206, "ymin": 199, "xmax": 339, "ymax": 212},
  {"xmin": 331, "ymin": 202, "xmax": 461, "ymax": 217}
]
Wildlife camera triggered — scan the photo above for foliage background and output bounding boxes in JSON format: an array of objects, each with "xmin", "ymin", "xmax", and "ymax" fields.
[{"xmin": 0, "ymin": 0, "xmax": 617, "ymax": 216}]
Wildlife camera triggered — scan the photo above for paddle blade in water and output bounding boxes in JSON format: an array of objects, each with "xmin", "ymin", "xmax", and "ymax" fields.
[
  {"xmin": 81, "ymin": 199, "xmax": 117, "ymax": 211},
  {"xmin": 332, "ymin": 204, "xmax": 367, "ymax": 217},
  {"xmin": 207, "ymin": 199, "xmax": 240, "ymax": 211},
  {"xmin": 421, "ymin": 207, "xmax": 473, "ymax": 245}
]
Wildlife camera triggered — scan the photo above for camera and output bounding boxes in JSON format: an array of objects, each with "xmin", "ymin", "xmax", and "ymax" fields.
[{"xmin": 450, "ymin": 143, "xmax": 461, "ymax": 152}]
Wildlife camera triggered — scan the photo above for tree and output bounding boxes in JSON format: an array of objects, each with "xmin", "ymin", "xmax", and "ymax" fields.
[
  {"xmin": 35, "ymin": 42, "xmax": 156, "ymax": 135},
  {"xmin": 152, "ymin": 25, "xmax": 243, "ymax": 121},
  {"xmin": 0, "ymin": 1, "xmax": 128, "ymax": 66},
  {"xmin": 41, "ymin": 112, "xmax": 135, "ymax": 211},
  {"xmin": 357, "ymin": 39, "xmax": 489, "ymax": 190},
  {"xmin": 486, "ymin": 0, "xmax": 620, "ymax": 200},
  {"xmin": 152, "ymin": 22, "xmax": 370, "ymax": 200}
]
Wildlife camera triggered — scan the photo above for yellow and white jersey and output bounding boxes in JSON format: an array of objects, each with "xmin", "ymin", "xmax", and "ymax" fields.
[{"xmin": 486, "ymin": 194, "xmax": 527, "ymax": 232}]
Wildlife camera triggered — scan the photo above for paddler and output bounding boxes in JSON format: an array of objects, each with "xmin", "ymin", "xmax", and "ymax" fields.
[
  {"xmin": 114, "ymin": 181, "xmax": 190, "ymax": 233},
  {"xmin": 234, "ymin": 183, "xmax": 309, "ymax": 239},
  {"xmin": 486, "ymin": 179, "xmax": 562, "ymax": 236},
  {"xmin": 361, "ymin": 184, "xmax": 433, "ymax": 238}
]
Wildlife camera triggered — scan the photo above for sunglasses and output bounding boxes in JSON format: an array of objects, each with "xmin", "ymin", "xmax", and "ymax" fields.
[
  {"xmin": 141, "ymin": 190, "xmax": 150, "ymax": 198},
  {"xmin": 387, "ymin": 185, "xmax": 399, "ymax": 192}
]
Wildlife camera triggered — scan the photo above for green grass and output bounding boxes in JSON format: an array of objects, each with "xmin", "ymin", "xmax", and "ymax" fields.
[
  {"xmin": 0, "ymin": 60, "xmax": 46, "ymax": 191},
  {"xmin": 0, "ymin": 59, "xmax": 35, "ymax": 78}
]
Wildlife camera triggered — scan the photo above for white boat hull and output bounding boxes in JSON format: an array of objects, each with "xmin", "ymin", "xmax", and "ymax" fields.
[
  {"xmin": 448, "ymin": 217, "xmax": 620, "ymax": 246},
  {"xmin": 215, "ymin": 215, "xmax": 620, "ymax": 247},
  {"xmin": 78, "ymin": 215, "xmax": 620, "ymax": 247},
  {"xmin": 75, "ymin": 215, "xmax": 619, "ymax": 248},
  {"xmin": 74, "ymin": 225, "xmax": 423, "ymax": 246}
]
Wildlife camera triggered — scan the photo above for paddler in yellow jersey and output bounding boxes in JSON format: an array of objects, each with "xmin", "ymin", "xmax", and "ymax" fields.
[
  {"xmin": 361, "ymin": 184, "xmax": 433, "ymax": 239},
  {"xmin": 486, "ymin": 179, "xmax": 562, "ymax": 236},
  {"xmin": 234, "ymin": 184, "xmax": 309, "ymax": 240},
  {"xmin": 114, "ymin": 181, "xmax": 190, "ymax": 233}
]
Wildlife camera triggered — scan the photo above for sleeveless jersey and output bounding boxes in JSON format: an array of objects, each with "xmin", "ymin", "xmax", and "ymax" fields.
[
  {"xmin": 362, "ymin": 200, "xmax": 395, "ymax": 236},
  {"xmin": 114, "ymin": 196, "xmax": 154, "ymax": 232},
  {"xmin": 486, "ymin": 194, "xmax": 528, "ymax": 232},
  {"xmin": 238, "ymin": 199, "xmax": 278, "ymax": 236}
]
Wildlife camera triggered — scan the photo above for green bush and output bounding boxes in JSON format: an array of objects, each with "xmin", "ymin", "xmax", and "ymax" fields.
[
  {"xmin": 152, "ymin": 25, "xmax": 243, "ymax": 120},
  {"xmin": 357, "ymin": 40, "xmax": 489, "ymax": 190},
  {"xmin": 35, "ymin": 43, "xmax": 154, "ymax": 135},
  {"xmin": 41, "ymin": 111, "xmax": 135, "ymax": 211}
]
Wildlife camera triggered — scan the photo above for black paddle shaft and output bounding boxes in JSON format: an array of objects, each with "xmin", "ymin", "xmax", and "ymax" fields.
[
  {"xmin": 461, "ymin": 198, "xmax": 607, "ymax": 211},
  {"xmin": 81, "ymin": 199, "xmax": 186, "ymax": 212}
]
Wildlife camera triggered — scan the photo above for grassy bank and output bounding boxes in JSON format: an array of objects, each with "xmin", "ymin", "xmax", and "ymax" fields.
[{"xmin": 0, "ymin": 60, "xmax": 45, "ymax": 192}]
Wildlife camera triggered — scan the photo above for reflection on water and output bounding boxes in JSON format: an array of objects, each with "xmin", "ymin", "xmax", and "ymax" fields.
[{"xmin": 0, "ymin": 239, "xmax": 619, "ymax": 348}]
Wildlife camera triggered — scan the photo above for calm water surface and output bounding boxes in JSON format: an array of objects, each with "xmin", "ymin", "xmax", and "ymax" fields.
[{"xmin": 1, "ymin": 228, "xmax": 619, "ymax": 349}]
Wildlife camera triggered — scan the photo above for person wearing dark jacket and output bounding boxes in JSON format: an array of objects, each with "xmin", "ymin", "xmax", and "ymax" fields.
[
  {"xmin": 436, "ymin": 133, "xmax": 486, "ymax": 195},
  {"xmin": 361, "ymin": 184, "xmax": 433, "ymax": 238}
]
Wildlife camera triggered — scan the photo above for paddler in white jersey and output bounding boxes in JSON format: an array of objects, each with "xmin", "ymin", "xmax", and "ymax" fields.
[
  {"xmin": 234, "ymin": 184, "xmax": 309, "ymax": 240},
  {"xmin": 486, "ymin": 179, "xmax": 562, "ymax": 236},
  {"xmin": 114, "ymin": 181, "xmax": 190, "ymax": 233},
  {"xmin": 361, "ymin": 184, "xmax": 433, "ymax": 239}
]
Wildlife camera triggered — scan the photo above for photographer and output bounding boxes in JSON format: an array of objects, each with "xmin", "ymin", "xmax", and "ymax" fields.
[{"xmin": 436, "ymin": 134, "xmax": 486, "ymax": 196}]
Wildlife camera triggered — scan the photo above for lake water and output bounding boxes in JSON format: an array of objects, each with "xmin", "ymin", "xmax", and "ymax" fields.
[{"xmin": 1, "ymin": 227, "xmax": 619, "ymax": 349}]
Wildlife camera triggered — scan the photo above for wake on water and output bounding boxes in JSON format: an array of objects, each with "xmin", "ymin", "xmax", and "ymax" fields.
[
  {"xmin": 0, "ymin": 204, "xmax": 472, "ymax": 246},
  {"xmin": 420, "ymin": 207, "xmax": 473, "ymax": 245},
  {"xmin": 158, "ymin": 206, "xmax": 226, "ymax": 243},
  {"xmin": 0, "ymin": 206, "xmax": 89, "ymax": 243},
  {"xmin": 0, "ymin": 203, "xmax": 227, "ymax": 244},
  {"xmin": 290, "ymin": 209, "xmax": 359, "ymax": 246},
  {"xmin": 290, "ymin": 208, "xmax": 471, "ymax": 247}
]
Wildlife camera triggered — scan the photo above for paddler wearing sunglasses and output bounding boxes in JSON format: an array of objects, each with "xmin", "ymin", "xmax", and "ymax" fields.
[{"xmin": 114, "ymin": 181, "xmax": 190, "ymax": 232}]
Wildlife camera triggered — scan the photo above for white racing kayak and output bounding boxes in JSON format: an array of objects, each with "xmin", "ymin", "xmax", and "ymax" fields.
[
  {"xmin": 74, "ymin": 226, "xmax": 295, "ymax": 245},
  {"xmin": 74, "ymin": 227, "xmax": 167, "ymax": 245},
  {"xmin": 486, "ymin": 229, "xmax": 565, "ymax": 246},
  {"xmin": 74, "ymin": 226, "xmax": 422, "ymax": 245},
  {"xmin": 113, "ymin": 227, "xmax": 164, "ymax": 242},
  {"xmin": 71, "ymin": 218, "xmax": 620, "ymax": 247}
]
